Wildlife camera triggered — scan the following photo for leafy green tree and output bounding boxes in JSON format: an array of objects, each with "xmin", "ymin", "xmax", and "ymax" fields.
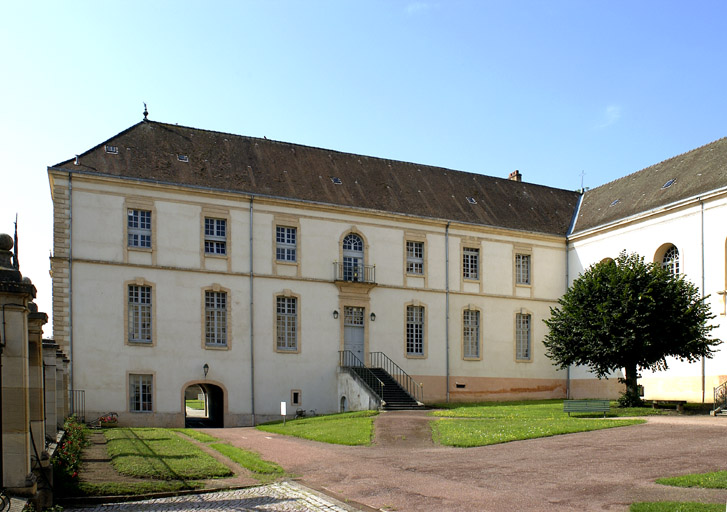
[{"xmin": 543, "ymin": 251, "xmax": 720, "ymax": 406}]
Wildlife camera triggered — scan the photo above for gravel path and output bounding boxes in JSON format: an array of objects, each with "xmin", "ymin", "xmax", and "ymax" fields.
[{"xmin": 206, "ymin": 412, "xmax": 727, "ymax": 511}]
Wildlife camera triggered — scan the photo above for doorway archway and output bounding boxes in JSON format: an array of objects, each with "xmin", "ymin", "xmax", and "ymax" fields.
[{"xmin": 184, "ymin": 383, "xmax": 224, "ymax": 428}]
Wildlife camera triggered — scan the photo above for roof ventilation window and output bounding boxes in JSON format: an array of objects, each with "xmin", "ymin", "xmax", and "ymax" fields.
[
  {"xmin": 177, "ymin": 154, "xmax": 189, "ymax": 162},
  {"xmin": 104, "ymin": 145, "xmax": 119, "ymax": 154},
  {"xmin": 610, "ymin": 199, "xmax": 621, "ymax": 207},
  {"xmin": 330, "ymin": 177, "xmax": 343, "ymax": 185},
  {"xmin": 661, "ymin": 178, "xmax": 676, "ymax": 189},
  {"xmin": 466, "ymin": 197, "xmax": 477, "ymax": 205}
]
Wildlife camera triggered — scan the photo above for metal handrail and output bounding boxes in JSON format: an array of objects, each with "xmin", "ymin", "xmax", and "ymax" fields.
[
  {"xmin": 714, "ymin": 381, "xmax": 727, "ymax": 413},
  {"xmin": 338, "ymin": 350, "xmax": 385, "ymax": 399},
  {"xmin": 333, "ymin": 262, "xmax": 376, "ymax": 283},
  {"xmin": 69, "ymin": 389, "xmax": 85, "ymax": 423},
  {"xmin": 369, "ymin": 351, "xmax": 423, "ymax": 403}
]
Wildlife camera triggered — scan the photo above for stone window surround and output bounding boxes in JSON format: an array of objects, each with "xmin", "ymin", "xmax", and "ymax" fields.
[
  {"xmin": 514, "ymin": 308, "xmax": 533, "ymax": 363},
  {"xmin": 201, "ymin": 284, "xmax": 231, "ymax": 350},
  {"xmin": 404, "ymin": 300, "xmax": 427, "ymax": 359},
  {"xmin": 462, "ymin": 304, "xmax": 482, "ymax": 361},
  {"xmin": 274, "ymin": 289, "xmax": 301, "ymax": 354},
  {"xmin": 124, "ymin": 278, "xmax": 157, "ymax": 347},
  {"xmin": 123, "ymin": 197, "xmax": 156, "ymax": 264},
  {"xmin": 128, "ymin": 371, "xmax": 155, "ymax": 413}
]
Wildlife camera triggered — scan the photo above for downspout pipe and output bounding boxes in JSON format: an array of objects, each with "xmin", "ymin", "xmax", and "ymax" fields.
[
  {"xmin": 700, "ymin": 198, "xmax": 705, "ymax": 403},
  {"xmin": 68, "ymin": 173, "xmax": 73, "ymax": 400},
  {"xmin": 249, "ymin": 196, "xmax": 255, "ymax": 426},
  {"xmin": 445, "ymin": 222, "xmax": 450, "ymax": 403},
  {"xmin": 564, "ymin": 191, "xmax": 584, "ymax": 400}
]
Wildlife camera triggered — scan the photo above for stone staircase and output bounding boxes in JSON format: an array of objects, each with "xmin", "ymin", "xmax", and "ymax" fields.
[{"xmin": 349, "ymin": 366, "xmax": 424, "ymax": 410}]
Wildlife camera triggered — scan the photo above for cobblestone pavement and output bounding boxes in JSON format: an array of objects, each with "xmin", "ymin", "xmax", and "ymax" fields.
[{"xmin": 62, "ymin": 481, "xmax": 362, "ymax": 511}]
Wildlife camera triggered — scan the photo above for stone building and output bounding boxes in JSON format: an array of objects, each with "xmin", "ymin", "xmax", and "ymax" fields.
[{"xmin": 47, "ymin": 118, "xmax": 726, "ymax": 426}]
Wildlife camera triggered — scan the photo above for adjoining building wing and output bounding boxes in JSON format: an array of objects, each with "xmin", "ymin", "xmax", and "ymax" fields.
[{"xmin": 573, "ymin": 137, "xmax": 727, "ymax": 234}]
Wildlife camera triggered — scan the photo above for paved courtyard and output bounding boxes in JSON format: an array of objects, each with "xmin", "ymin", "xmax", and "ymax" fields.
[
  {"xmin": 64, "ymin": 412, "xmax": 727, "ymax": 511},
  {"xmin": 62, "ymin": 481, "xmax": 363, "ymax": 512}
]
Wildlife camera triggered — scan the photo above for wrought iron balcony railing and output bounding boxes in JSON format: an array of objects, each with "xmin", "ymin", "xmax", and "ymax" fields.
[{"xmin": 333, "ymin": 262, "xmax": 375, "ymax": 283}]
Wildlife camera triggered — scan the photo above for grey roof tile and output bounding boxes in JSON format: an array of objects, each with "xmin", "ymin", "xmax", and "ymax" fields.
[
  {"xmin": 573, "ymin": 137, "xmax": 727, "ymax": 233},
  {"xmin": 52, "ymin": 121, "xmax": 580, "ymax": 236}
]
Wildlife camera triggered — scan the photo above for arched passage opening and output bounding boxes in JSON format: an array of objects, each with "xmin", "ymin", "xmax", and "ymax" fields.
[{"xmin": 184, "ymin": 383, "xmax": 224, "ymax": 428}]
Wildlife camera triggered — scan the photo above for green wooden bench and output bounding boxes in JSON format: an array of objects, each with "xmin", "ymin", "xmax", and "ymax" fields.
[{"xmin": 563, "ymin": 399, "xmax": 610, "ymax": 417}]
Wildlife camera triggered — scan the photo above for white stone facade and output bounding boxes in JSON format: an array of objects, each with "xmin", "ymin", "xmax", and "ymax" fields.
[{"xmin": 48, "ymin": 123, "xmax": 726, "ymax": 427}]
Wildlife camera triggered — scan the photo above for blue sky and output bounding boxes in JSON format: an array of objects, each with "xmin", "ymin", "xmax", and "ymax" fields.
[{"xmin": 1, "ymin": 1, "xmax": 726, "ymax": 323}]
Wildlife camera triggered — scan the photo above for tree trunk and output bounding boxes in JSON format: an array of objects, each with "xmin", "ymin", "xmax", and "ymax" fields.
[{"xmin": 623, "ymin": 363, "xmax": 642, "ymax": 406}]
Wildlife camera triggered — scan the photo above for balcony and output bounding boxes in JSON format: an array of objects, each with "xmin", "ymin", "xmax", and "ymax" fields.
[{"xmin": 333, "ymin": 262, "xmax": 375, "ymax": 284}]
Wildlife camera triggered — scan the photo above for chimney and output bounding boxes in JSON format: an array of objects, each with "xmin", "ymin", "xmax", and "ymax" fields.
[{"xmin": 508, "ymin": 170, "xmax": 522, "ymax": 182}]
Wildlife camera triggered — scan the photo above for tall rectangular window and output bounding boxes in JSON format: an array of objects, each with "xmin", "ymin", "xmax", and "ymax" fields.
[
  {"xmin": 516, "ymin": 254, "xmax": 531, "ymax": 285},
  {"xmin": 129, "ymin": 374, "xmax": 152, "ymax": 412},
  {"xmin": 463, "ymin": 309, "xmax": 480, "ymax": 359},
  {"xmin": 276, "ymin": 226, "xmax": 297, "ymax": 262},
  {"xmin": 463, "ymin": 247, "xmax": 479, "ymax": 280},
  {"xmin": 406, "ymin": 241, "xmax": 424, "ymax": 275},
  {"xmin": 276, "ymin": 296, "xmax": 298, "ymax": 351},
  {"xmin": 128, "ymin": 285, "xmax": 152, "ymax": 343},
  {"xmin": 204, "ymin": 218, "xmax": 227, "ymax": 255},
  {"xmin": 516, "ymin": 313, "xmax": 531, "ymax": 361},
  {"xmin": 406, "ymin": 305, "xmax": 424, "ymax": 356},
  {"xmin": 128, "ymin": 209, "xmax": 151, "ymax": 248},
  {"xmin": 205, "ymin": 291, "xmax": 227, "ymax": 346}
]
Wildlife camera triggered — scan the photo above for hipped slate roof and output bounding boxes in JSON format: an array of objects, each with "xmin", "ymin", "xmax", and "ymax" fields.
[
  {"xmin": 52, "ymin": 120, "xmax": 580, "ymax": 236},
  {"xmin": 573, "ymin": 137, "xmax": 727, "ymax": 233}
]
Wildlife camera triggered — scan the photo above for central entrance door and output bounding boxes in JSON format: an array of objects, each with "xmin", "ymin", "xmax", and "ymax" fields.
[{"xmin": 343, "ymin": 306, "xmax": 365, "ymax": 362}]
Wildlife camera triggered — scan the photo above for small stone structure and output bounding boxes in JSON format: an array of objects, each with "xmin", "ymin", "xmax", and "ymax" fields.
[{"xmin": 1, "ymin": 233, "xmax": 68, "ymax": 507}]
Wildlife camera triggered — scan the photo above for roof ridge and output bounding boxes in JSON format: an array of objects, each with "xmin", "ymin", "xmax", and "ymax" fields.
[
  {"xmin": 52, "ymin": 120, "xmax": 147, "ymax": 168},
  {"xmin": 150, "ymin": 121, "xmax": 572, "ymax": 194}
]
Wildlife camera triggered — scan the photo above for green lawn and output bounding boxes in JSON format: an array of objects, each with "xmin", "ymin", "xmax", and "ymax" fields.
[
  {"xmin": 430, "ymin": 400, "xmax": 645, "ymax": 447},
  {"xmin": 257, "ymin": 410, "xmax": 378, "ymax": 445},
  {"xmin": 173, "ymin": 428, "xmax": 219, "ymax": 443},
  {"xmin": 104, "ymin": 428, "xmax": 232, "ymax": 480},
  {"xmin": 185, "ymin": 399, "xmax": 205, "ymax": 410},
  {"xmin": 657, "ymin": 470, "xmax": 727, "ymax": 489},
  {"xmin": 631, "ymin": 502, "xmax": 725, "ymax": 511},
  {"xmin": 77, "ymin": 480, "xmax": 203, "ymax": 496},
  {"xmin": 209, "ymin": 443, "xmax": 285, "ymax": 482}
]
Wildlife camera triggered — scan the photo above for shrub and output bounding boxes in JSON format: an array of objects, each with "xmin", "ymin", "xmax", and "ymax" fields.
[{"xmin": 51, "ymin": 415, "xmax": 88, "ymax": 490}]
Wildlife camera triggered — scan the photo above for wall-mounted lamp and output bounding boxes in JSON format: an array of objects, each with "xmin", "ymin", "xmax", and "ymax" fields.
[
  {"xmin": 203, "ymin": 363, "xmax": 209, "ymax": 378},
  {"xmin": 333, "ymin": 310, "xmax": 339, "ymax": 319},
  {"xmin": 370, "ymin": 312, "xmax": 376, "ymax": 321}
]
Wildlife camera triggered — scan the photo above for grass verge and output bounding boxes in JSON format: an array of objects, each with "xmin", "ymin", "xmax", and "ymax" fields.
[
  {"xmin": 257, "ymin": 410, "xmax": 378, "ymax": 445},
  {"xmin": 656, "ymin": 470, "xmax": 727, "ymax": 489},
  {"xmin": 173, "ymin": 428, "xmax": 219, "ymax": 443},
  {"xmin": 430, "ymin": 400, "xmax": 645, "ymax": 447},
  {"xmin": 209, "ymin": 443, "xmax": 285, "ymax": 482},
  {"xmin": 630, "ymin": 502, "xmax": 725, "ymax": 511},
  {"xmin": 76, "ymin": 480, "xmax": 203, "ymax": 496},
  {"xmin": 105, "ymin": 428, "xmax": 232, "ymax": 479}
]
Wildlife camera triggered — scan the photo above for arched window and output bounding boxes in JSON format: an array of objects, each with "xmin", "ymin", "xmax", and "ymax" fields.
[
  {"xmin": 662, "ymin": 245, "xmax": 680, "ymax": 276},
  {"xmin": 342, "ymin": 233, "xmax": 364, "ymax": 281}
]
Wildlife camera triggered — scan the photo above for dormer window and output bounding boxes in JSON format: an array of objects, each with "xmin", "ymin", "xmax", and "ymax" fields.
[{"xmin": 105, "ymin": 145, "xmax": 119, "ymax": 154}]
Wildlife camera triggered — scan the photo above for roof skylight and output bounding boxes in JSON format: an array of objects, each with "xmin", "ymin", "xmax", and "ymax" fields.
[
  {"xmin": 661, "ymin": 178, "xmax": 676, "ymax": 189},
  {"xmin": 610, "ymin": 199, "xmax": 620, "ymax": 207},
  {"xmin": 466, "ymin": 197, "xmax": 477, "ymax": 205},
  {"xmin": 177, "ymin": 154, "xmax": 189, "ymax": 162},
  {"xmin": 331, "ymin": 177, "xmax": 342, "ymax": 185}
]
